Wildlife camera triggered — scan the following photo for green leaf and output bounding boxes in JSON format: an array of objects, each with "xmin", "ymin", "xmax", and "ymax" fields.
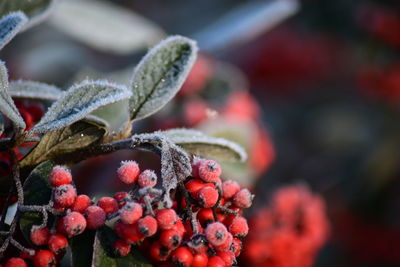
[
  {"xmin": 92, "ymin": 226, "xmax": 152, "ymax": 267},
  {"xmin": 19, "ymin": 161, "xmax": 55, "ymax": 245},
  {"xmin": 30, "ymin": 80, "xmax": 132, "ymax": 134},
  {"xmin": 163, "ymin": 128, "xmax": 247, "ymax": 162},
  {"xmin": 8, "ymin": 80, "xmax": 62, "ymax": 101},
  {"xmin": 20, "ymin": 120, "xmax": 106, "ymax": 168},
  {"xmin": 0, "ymin": 11, "xmax": 28, "ymax": 50},
  {"xmin": 0, "ymin": 0, "xmax": 56, "ymax": 30},
  {"xmin": 130, "ymin": 35, "xmax": 197, "ymax": 121},
  {"xmin": 0, "ymin": 61, "xmax": 26, "ymax": 129},
  {"xmin": 70, "ymin": 229, "xmax": 96, "ymax": 267}
]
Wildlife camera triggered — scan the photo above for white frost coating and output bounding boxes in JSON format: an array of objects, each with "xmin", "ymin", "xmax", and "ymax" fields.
[
  {"xmin": 163, "ymin": 128, "xmax": 248, "ymax": 162},
  {"xmin": 0, "ymin": 11, "xmax": 28, "ymax": 50},
  {"xmin": 30, "ymin": 80, "xmax": 132, "ymax": 134},
  {"xmin": 8, "ymin": 80, "xmax": 63, "ymax": 101},
  {"xmin": 129, "ymin": 35, "xmax": 198, "ymax": 121},
  {"xmin": 0, "ymin": 61, "xmax": 26, "ymax": 129}
]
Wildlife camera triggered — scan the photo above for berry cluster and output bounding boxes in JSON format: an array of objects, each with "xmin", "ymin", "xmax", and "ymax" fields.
[{"xmin": 1, "ymin": 158, "xmax": 253, "ymax": 266}]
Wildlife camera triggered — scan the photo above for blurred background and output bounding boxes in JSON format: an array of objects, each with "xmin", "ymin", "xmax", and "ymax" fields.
[{"xmin": 2, "ymin": 0, "xmax": 400, "ymax": 266}]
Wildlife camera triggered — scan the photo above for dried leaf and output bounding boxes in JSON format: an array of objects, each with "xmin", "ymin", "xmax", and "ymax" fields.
[
  {"xmin": 30, "ymin": 80, "xmax": 131, "ymax": 134},
  {"xmin": 8, "ymin": 80, "xmax": 62, "ymax": 101},
  {"xmin": 0, "ymin": 61, "xmax": 26, "ymax": 129},
  {"xmin": 20, "ymin": 120, "xmax": 106, "ymax": 168},
  {"xmin": 49, "ymin": 0, "xmax": 164, "ymax": 55},
  {"xmin": 163, "ymin": 128, "xmax": 247, "ymax": 162},
  {"xmin": 0, "ymin": 11, "xmax": 27, "ymax": 50},
  {"xmin": 130, "ymin": 36, "xmax": 198, "ymax": 121}
]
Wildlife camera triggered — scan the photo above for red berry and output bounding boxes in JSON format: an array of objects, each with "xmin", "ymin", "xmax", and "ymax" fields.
[
  {"xmin": 72, "ymin": 194, "xmax": 91, "ymax": 213},
  {"xmin": 197, "ymin": 208, "xmax": 214, "ymax": 226},
  {"xmin": 62, "ymin": 212, "xmax": 87, "ymax": 237},
  {"xmin": 5, "ymin": 258, "xmax": 27, "ymax": 267},
  {"xmin": 221, "ymin": 180, "xmax": 240, "ymax": 199},
  {"xmin": 171, "ymin": 246, "xmax": 193, "ymax": 267},
  {"xmin": 117, "ymin": 160, "xmax": 140, "ymax": 184},
  {"xmin": 231, "ymin": 238, "xmax": 242, "ymax": 257},
  {"xmin": 53, "ymin": 184, "xmax": 76, "ymax": 208},
  {"xmin": 216, "ymin": 251, "xmax": 235, "ymax": 266},
  {"xmin": 214, "ymin": 232, "xmax": 233, "ymax": 252},
  {"xmin": 49, "ymin": 165, "xmax": 72, "ymax": 187},
  {"xmin": 229, "ymin": 216, "xmax": 249, "ymax": 237},
  {"xmin": 159, "ymin": 229, "xmax": 182, "ymax": 249},
  {"xmin": 156, "ymin": 209, "xmax": 177, "ymax": 230},
  {"xmin": 113, "ymin": 191, "xmax": 130, "ymax": 208},
  {"xmin": 149, "ymin": 241, "xmax": 170, "ymax": 262},
  {"xmin": 198, "ymin": 186, "xmax": 219, "ymax": 208},
  {"xmin": 171, "ymin": 219, "xmax": 186, "ymax": 237},
  {"xmin": 97, "ymin": 197, "xmax": 118, "ymax": 215},
  {"xmin": 113, "ymin": 240, "xmax": 131, "ymax": 257},
  {"xmin": 48, "ymin": 234, "xmax": 68, "ymax": 254},
  {"xmin": 138, "ymin": 170, "xmax": 157, "ymax": 188},
  {"xmin": 198, "ymin": 160, "xmax": 221, "ymax": 183},
  {"xmin": 119, "ymin": 202, "xmax": 143, "ymax": 224},
  {"xmin": 85, "ymin": 205, "xmax": 106, "ymax": 229},
  {"xmin": 192, "ymin": 253, "xmax": 208, "ymax": 267},
  {"xmin": 30, "ymin": 226, "xmax": 50, "ymax": 246},
  {"xmin": 137, "ymin": 215, "xmax": 158, "ymax": 236},
  {"xmin": 207, "ymin": 256, "xmax": 225, "ymax": 267},
  {"xmin": 185, "ymin": 179, "xmax": 206, "ymax": 199},
  {"xmin": 191, "ymin": 158, "xmax": 206, "ymax": 178},
  {"xmin": 233, "ymin": 188, "xmax": 253, "ymax": 208},
  {"xmin": 114, "ymin": 220, "xmax": 145, "ymax": 244},
  {"xmin": 205, "ymin": 222, "xmax": 228, "ymax": 246},
  {"xmin": 32, "ymin": 250, "xmax": 56, "ymax": 267}
]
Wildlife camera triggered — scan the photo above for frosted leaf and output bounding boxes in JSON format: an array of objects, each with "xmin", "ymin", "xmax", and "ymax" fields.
[
  {"xmin": 0, "ymin": 0, "xmax": 57, "ymax": 31},
  {"xmin": 163, "ymin": 128, "xmax": 247, "ymax": 162},
  {"xmin": 129, "ymin": 36, "xmax": 198, "ymax": 121},
  {"xmin": 8, "ymin": 80, "xmax": 62, "ymax": 101},
  {"xmin": 0, "ymin": 11, "xmax": 28, "ymax": 50},
  {"xmin": 50, "ymin": 0, "xmax": 164, "ymax": 55},
  {"xmin": 30, "ymin": 80, "xmax": 132, "ymax": 134},
  {"xmin": 0, "ymin": 61, "xmax": 26, "ymax": 129}
]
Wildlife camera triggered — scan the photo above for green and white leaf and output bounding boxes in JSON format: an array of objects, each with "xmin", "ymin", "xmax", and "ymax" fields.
[
  {"xmin": 30, "ymin": 80, "xmax": 132, "ymax": 134},
  {"xmin": 0, "ymin": 11, "xmax": 27, "ymax": 50},
  {"xmin": 163, "ymin": 128, "xmax": 247, "ymax": 162},
  {"xmin": 8, "ymin": 80, "xmax": 62, "ymax": 101},
  {"xmin": 20, "ymin": 120, "xmax": 106, "ymax": 168},
  {"xmin": 130, "ymin": 36, "xmax": 198, "ymax": 121},
  {"xmin": 0, "ymin": 0, "xmax": 57, "ymax": 30},
  {"xmin": 92, "ymin": 226, "xmax": 152, "ymax": 267},
  {"xmin": 0, "ymin": 61, "xmax": 26, "ymax": 129},
  {"xmin": 50, "ymin": 0, "xmax": 164, "ymax": 55}
]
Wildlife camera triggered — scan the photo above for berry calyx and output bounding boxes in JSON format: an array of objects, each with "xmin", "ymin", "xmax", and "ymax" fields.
[
  {"xmin": 62, "ymin": 212, "xmax": 87, "ymax": 237},
  {"xmin": 117, "ymin": 160, "xmax": 140, "ymax": 184},
  {"xmin": 53, "ymin": 184, "xmax": 77, "ymax": 208},
  {"xmin": 119, "ymin": 202, "xmax": 143, "ymax": 224},
  {"xmin": 205, "ymin": 222, "xmax": 228, "ymax": 246},
  {"xmin": 138, "ymin": 170, "xmax": 157, "ymax": 188},
  {"xmin": 137, "ymin": 215, "xmax": 158, "ymax": 237},
  {"xmin": 85, "ymin": 205, "xmax": 106, "ymax": 229},
  {"xmin": 30, "ymin": 226, "xmax": 50, "ymax": 246},
  {"xmin": 198, "ymin": 160, "xmax": 221, "ymax": 183},
  {"xmin": 49, "ymin": 165, "xmax": 72, "ymax": 187},
  {"xmin": 159, "ymin": 229, "xmax": 182, "ymax": 249}
]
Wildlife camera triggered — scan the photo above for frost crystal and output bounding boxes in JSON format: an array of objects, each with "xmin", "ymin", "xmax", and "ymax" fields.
[
  {"xmin": 0, "ymin": 11, "xmax": 28, "ymax": 50},
  {"xmin": 8, "ymin": 80, "xmax": 63, "ymax": 101}
]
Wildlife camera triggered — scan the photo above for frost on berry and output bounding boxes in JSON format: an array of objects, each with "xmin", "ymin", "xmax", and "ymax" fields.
[
  {"xmin": 117, "ymin": 160, "xmax": 140, "ymax": 184},
  {"xmin": 233, "ymin": 188, "xmax": 253, "ymax": 208},
  {"xmin": 222, "ymin": 180, "xmax": 240, "ymax": 199},
  {"xmin": 156, "ymin": 208, "xmax": 177, "ymax": 230},
  {"xmin": 49, "ymin": 165, "xmax": 72, "ymax": 187},
  {"xmin": 72, "ymin": 194, "xmax": 91, "ymax": 213},
  {"xmin": 198, "ymin": 186, "xmax": 219, "ymax": 208},
  {"xmin": 32, "ymin": 250, "xmax": 56, "ymax": 267},
  {"xmin": 198, "ymin": 159, "xmax": 221, "ymax": 183},
  {"xmin": 85, "ymin": 205, "xmax": 106, "ymax": 229},
  {"xmin": 62, "ymin": 212, "xmax": 87, "ymax": 237},
  {"xmin": 98, "ymin": 197, "xmax": 118, "ymax": 215},
  {"xmin": 113, "ymin": 240, "xmax": 131, "ymax": 257},
  {"xmin": 48, "ymin": 234, "xmax": 68, "ymax": 255},
  {"xmin": 53, "ymin": 184, "xmax": 77, "ymax": 208},
  {"xmin": 5, "ymin": 257, "xmax": 27, "ymax": 267},
  {"xmin": 214, "ymin": 232, "xmax": 233, "ymax": 252},
  {"xmin": 229, "ymin": 216, "xmax": 249, "ymax": 237},
  {"xmin": 30, "ymin": 226, "xmax": 50, "ymax": 246},
  {"xmin": 119, "ymin": 202, "xmax": 143, "ymax": 224},
  {"xmin": 137, "ymin": 215, "xmax": 158, "ymax": 237},
  {"xmin": 138, "ymin": 169, "xmax": 157, "ymax": 188},
  {"xmin": 205, "ymin": 222, "xmax": 229, "ymax": 246}
]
